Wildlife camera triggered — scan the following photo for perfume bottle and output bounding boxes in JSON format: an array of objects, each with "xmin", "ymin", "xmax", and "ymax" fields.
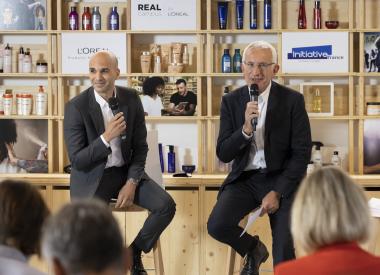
[
  {"xmin": 82, "ymin": 7, "xmax": 92, "ymax": 30},
  {"xmin": 68, "ymin": 6, "xmax": 79, "ymax": 30},
  {"xmin": 92, "ymin": 6, "xmax": 101, "ymax": 30},
  {"xmin": 298, "ymin": 0, "xmax": 307, "ymax": 29},
  {"xmin": 312, "ymin": 88, "xmax": 322, "ymax": 112},
  {"xmin": 233, "ymin": 49, "xmax": 242, "ymax": 73},
  {"xmin": 109, "ymin": 7, "xmax": 119, "ymax": 30},
  {"xmin": 313, "ymin": 0, "xmax": 321, "ymax": 29},
  {"xmin": 264, "ymin": 0, "xmax": 272, "ymax": 29},
  {"xmin": 221, "ymin": 49, "xmax": 231, "ymax": 73},
  {"xmin": 249, "ymin": 0, "xmax": 257, "ymax": 29}
]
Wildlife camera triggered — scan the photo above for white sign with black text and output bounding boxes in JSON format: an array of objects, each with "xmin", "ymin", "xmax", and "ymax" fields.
[
  {"xmin": 61, "ymin": 33, "xmax": 127, "ymax": 74},
  {"xmin": 131, "ymin": 0, "xmax": 197, "ymax": 30},
  {"xmin": 282, "ymin": 32, "xmax": 349, "ymax": 73}
]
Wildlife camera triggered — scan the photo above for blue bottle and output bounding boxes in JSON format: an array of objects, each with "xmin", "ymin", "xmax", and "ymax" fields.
[
  {"xmin": 109, "ymin": 6, "xmax": 119, "ymax": 30},
  {"xmin": 167, "ymin": 145, "xmax": 175, "ymax": 173},
  {"xmin": 249, "ymin": 0, "xmax": 257, "ymax": 29},
  {"xmin": 264, "ymin": 0, "xmax": 272, "ymax": 29},
  {"xmin": 222, "ymin": 49, "xmax": 231, "ymax": 73},
  {"xmin": 233, "ymin": 49, "xmax": 242, "ymax": 73},
  {"xmin": 158, "ymin": 143, "xmax": 164, "ymax": 172},
  {"xmin": 235, "ymin": 0, "xmax": 244, "ymax": 29}
]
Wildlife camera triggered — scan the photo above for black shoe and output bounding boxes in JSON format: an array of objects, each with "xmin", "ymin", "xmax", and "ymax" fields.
[
  {"xmin": 131, "ymin": 250, "xmax": 148, "ymax": 275},
  {"xmin": 240, "ymin": 237, "xmax": 269, "ymax": 275}
]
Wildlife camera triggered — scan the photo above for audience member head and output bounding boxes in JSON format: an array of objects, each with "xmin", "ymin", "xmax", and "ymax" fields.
[
  {"xmin": 0, "ymin": 180, "xmax": 49, "ymax": 256},
  {"xmin": 42, "ymin": 199, "xmax": 128, "ymax": 275},
  {"xmin": 291, "ymin": 167, "xmax": 371, "ymax": 256},
  {"xmin": 142, "ymin": 76, "xmax": 165, "ymax": 97},
  {"xmin": 0, "ymin": 119, "xmax": 17, "ymax": 162}
]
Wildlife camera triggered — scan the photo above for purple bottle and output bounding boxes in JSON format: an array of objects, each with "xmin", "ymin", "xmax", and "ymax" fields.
[
  {"xmin": 108, "ymin": 6, "xmax": 119, "ymax": 30},
  {"xmin": 68, "ymin": 6, "xmax": 79, "ymax": 30}
]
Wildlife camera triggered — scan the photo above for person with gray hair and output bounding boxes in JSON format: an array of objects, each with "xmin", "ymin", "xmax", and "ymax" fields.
[
  {"xmin": 42, "ymin": 199, "xmax": 130, "ymax": 275},
  {"xmin": 207, "ymin": 40, "xmax": 311, "ymax": 274},
  {"xmin": 275, "ymin": 166, "xmax": 380, "ymax": 274}
]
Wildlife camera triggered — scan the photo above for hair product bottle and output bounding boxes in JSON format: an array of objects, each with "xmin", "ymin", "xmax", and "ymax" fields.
[
  {"xmin": 68, "ymin": 6, "xmax": 79, "ymax": 30},
  {"xmin": 217, "ymin": 1, "xmax": 229, "ymax": 29},
  {"xmin": 298, "ymin": 0, "xmax": 307, "ymax": 29},
  {"xmin": 222, "ymin": 49, "xmax": 231, "ymax": 73},
  {"xmin": 18, "ymin": 46, "xmax": 24, "ymax": 73},
  {"xmin": 35, "ymin": 85, "xmax": 47, "ymax": 116},
  {"xmin": 235, "ymin": 0, "xmax": 244, "ymax": 29},
  {"xmin": 109, "ymin": 7, "xmax": 119, "ymax": 30},
  {"xmin": 233, "ymin": 48, "xmax": 242, "ymax": 73},
  {"xmin": 249, "ymin": 0, "xmax": 257, "ymax": 29},
  {"xmin": 264, "ymin": 0, "xmax": 272, "ymax": 29},
  {"xmin": 92, "ymin": 6, "xmax": 101, "ymax": 30},
  {"xmin": 313, "ymin": 0, "xmax": 321, "ymax": 29},
  {"xmin": 22, "ymin": 48, "xmax": 32, "ymax": 73},
  {"xmin": 167, "ymin": 145, "xmax": 175, "ymax": 173},
  {"xmin": 3, "ymin": 43, "xmax": 12, "ymax": 73},
  {"xmin": 82, "ymin": 7, "xmax": 92, "ymax": 30}
]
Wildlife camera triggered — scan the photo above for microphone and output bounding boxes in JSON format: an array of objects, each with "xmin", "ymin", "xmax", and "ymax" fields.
[
  {"xmin": 108, "ymin": 97, "xmax": 127, "ymax": 140},
  {"xmin": 249, "ymin": 84, "xmax": 259, "ymax": 131}
]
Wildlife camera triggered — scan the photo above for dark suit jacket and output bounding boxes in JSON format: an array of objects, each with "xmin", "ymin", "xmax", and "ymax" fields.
[
  {"xmin": 64, "ymin": 86, "xmax": 149, "ymax": 199},
  {"xmin": 275, "ymin": 242, "xmax": 380, "ymax": 275},
  {"xmin": 217, "ymin": 81, "xmax": 312, "ymax": 198}
]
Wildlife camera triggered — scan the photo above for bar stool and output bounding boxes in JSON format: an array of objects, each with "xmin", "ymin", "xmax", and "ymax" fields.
[{"xmin": 111, "ymin": 203, "xmax": 164, "ymax": 275}]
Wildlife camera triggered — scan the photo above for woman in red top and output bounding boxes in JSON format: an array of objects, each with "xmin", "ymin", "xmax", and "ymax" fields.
[{"xmin": 275, "ymin": 167, "xmax": 380, "ymax": 275}]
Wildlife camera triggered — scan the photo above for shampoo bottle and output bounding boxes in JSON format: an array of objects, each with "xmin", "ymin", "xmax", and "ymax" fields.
[{"xmin": 167, "ymin": 145, "xmax": 175, "ymax": 173}]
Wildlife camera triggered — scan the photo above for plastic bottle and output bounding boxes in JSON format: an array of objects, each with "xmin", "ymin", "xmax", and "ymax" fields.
[
  {"xmin": 68, "ymin": 6, "xmax": 79, "ymax": 30},
  {"xmin": 109, "ymin": 7, "xmax": 119, "ymax": 30},
  {"xmin": 235, "ymin": 0, "xmax": 244, "ymax": 29},
  {"xmin": 264, "ymin": 0, "xmax": 272, "ymax": 29},
  {"xmin": 35, "ymin": 85, "xmax": 47, "ymax": 115},
  {"xmin": 182, "ymin": 44, "xmax": 189, "ymax": 65},
  {"xmin": 222, "ymin": 49, "xmax": 231, "ymax": 73},
  {"xmin": 3, "ymin": 43, "xmax": 12, "ymax": 73},
  {"xmin": 249, "ymin": 0, "xmax": 257, "ymax": 29},
  {"xmin": 154, "ymin": 55, "xmax": 161, "ymax": 73},
  {"xmin": 22, "ymin": 48, "xmax": 32, "ymax": 73},
  {"xmin": 167, "ymin": 145, "xmax": 175, "ymax": 173},
  {"xmin": 82, "ymin": 7, "xmax": 92, "ymax": 30},
  {"xmin": 313, "ymin": 0, "xmax": 321, "ymax": 29},
  {"xmin": 331, "ymin": 151, "xmax": 342, "ymax": 167},
  {"xmin": 312, "ymin": 141, "xmax": 324, "ymax": 168},
  {"xmin": 18, "ymin": 46, "xmax": 24, "ymax": 73},
  {"xmin": 158, "ymin": 143, "xmax": 164, "ymax": 172},
  {"xmin": 92, "ymin": 6, "xmax": 101, "ymax": 30},
  {"xmin": 298, "ymin": 0, "xmax": 307, "ymax": 29},
  {"xmin": 233, "ymin": 48, "xmax": 242, "ymax": 73}
]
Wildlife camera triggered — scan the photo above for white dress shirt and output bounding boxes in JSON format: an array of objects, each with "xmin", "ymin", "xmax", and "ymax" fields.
[
  {"xmin": 94, "ymin": 89, "xmax": 125, "ymax": 168},
  {"xmin": 243, "ymin": 82, "xmax": 271, "ymax": 171}
]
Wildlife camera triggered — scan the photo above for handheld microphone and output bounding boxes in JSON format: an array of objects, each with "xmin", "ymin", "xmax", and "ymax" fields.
[
  {"xmin": 108, "ymin": 97, "xmax": 127, "ymax": 140},
  {"xmin": 249, "ymin": 84, "xmax": 259, "ymax": 131}
]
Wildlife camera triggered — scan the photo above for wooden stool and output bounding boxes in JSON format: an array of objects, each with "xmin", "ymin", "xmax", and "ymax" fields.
[{"xmin": 111, "ymin": 203, "xmax": 164, "ymax": 275}]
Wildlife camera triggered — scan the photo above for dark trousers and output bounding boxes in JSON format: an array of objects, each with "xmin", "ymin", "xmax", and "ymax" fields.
[
  {"xmin": 207, "ymin": 170, "xmax": 295, "ymax": 266},
  {"xmin": 95, "ymin": 167, "xmax": 176, "ymax": 253}
]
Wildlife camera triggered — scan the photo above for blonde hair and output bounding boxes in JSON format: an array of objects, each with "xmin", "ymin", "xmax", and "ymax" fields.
[
  {"xmin": 242, "ymin": 41, "xmax": 277, "ymax": 63},
  {"xmin": 291, "ymin": 167, "xmax": 371, "ymax": 256}
]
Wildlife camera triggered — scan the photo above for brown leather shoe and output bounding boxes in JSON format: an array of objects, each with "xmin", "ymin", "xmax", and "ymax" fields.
[{"xmin": 240, "ymin": 237, "xmax": 269, "ymax": 275}]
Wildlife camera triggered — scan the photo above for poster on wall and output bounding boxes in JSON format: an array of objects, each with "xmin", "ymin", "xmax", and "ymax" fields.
[
  {"xmin": 364, "ymin": 119, "xmax": 380, "ymax": 174},
  {"xmin": 282, "ymin": 32, "xmax": 349, "ymax": 73},
  {"xmin": 61, "ymin": 33, "xmax": 127, "ymax": 74},
  {"xmin": 0, "ymin": 119, "xmax": 48, "ymax": 173},
  {"xmin": 131, "ymin": 0, "xmax": 197, "ymax": 30},
  {"xmin": 0, "ymin": 0, "xmax": 47, "ymax": 30},
  {"xmin": 364, "ymin": 32, "xmax": 380, "ymax": 73}
]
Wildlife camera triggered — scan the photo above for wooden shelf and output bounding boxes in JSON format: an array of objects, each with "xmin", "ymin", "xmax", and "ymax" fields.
[{"xmin": 0, "ymin": 115, "xmax": 57, "ymax": 120}]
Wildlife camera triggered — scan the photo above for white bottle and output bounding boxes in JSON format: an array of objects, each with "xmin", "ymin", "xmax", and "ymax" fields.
[
  {"xmin": 23, "ymin": 48, "xmax": 32, "ymax": 73},
  {"xmin": 312, "ymin": 147, "xmax": 322, "ymax": 168},
  {"xmin": 331, "ymin": 151, "xmax": 341, "ymax": 167},
  {"xmin": 35, "ymin": 85, "xmax": 47, "ymax": 115},
  {"xmin": 3, "ymin": 43, "xmax": 12, "ymax": 73},
  {"xmin": 153, "ymin": 55, "xmax": 161, "ymax": 73},
  {"xmin": 18, "ymin": 46, "xmax": 24, "ymax": 73}
]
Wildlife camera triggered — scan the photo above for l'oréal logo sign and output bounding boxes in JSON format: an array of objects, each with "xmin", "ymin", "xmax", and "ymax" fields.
[{"xmin": 135, "ymin": 2, "xmax": 189, "ymax": 17}]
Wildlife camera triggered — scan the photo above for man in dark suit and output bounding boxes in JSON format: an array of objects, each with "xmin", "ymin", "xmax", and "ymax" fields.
[
  {"xmin": 64, "ymin": 51, "xmax": 176, "ymax": 275},
  {"xmin": 207, "ymin": 41, "xmax": 312, "ymax": 275}
]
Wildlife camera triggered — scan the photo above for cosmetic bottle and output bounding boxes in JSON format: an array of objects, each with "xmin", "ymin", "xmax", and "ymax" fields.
[
  {"xmin": 92, "ymin": 6, "xmax": 101, "ymax": 30},
  {"xmin": 233, "ymin": 49, "xmax": 242, "ymax": 73},
  {"xmin": 0, "ymin": 48, "xmax": 4, "ymax": 73},
  {"xmin": 154, "ymin": 55, "xmax": 161, "ymax": 73},
  {"xmin": 68, "ymin": 6, "xmax": 79, "ymax": 30},
  {"xmin": 313, "ymin": 0, "xmax": 321, "ymax": 29},
  {"xmin": 158, "ymin": 143, "xmax": 164, "ymax": 172},
  {"xmin": 264, "ymin": 0, "xmax": 272, "ymax": 29},
  {"xmin": 3, "ymin": 43, "xmax": 12, "ymax": 73},
  {"xmin": 331, "ymin": 151, "xmax": 341, "ymax": 167},
  {"xmin": 82, "ymin": 7, "xmax": 92, "ymax": 30},
  {"xmin": 109, "ymin": 7, "xmax": 119, "ymax": 30},
  {"xmin": 35, "ymin": 85, "xmax": 47, "ymax": 116},
  {"xmin": 18, "ymin": 47, "xmax": 24, "ymax": 73},
  {"xmin": 167, "ymin": 145, "xmax": 176, "ymax": 173},
  {"xmin": 249, "ymin": 0, "xmax": 257, "ymax": 29},
  {"xmin": 312, "ymin": 88, "xmax": 322, "ymax": 112},
  {"xmin": 222, "ymin": 49, "xmax": 231, "ymax": 73},
  {"xmin": 22, "ymin": 48, "xmax": 32, "ymax": 73},
  {"xmin": 182, "ymin": 44, "xmax": 189, "ymax": 65},
  {"xmin": 235, "ymin": 0, "xmax": 244, "ymax": 29},
  {"xmin": 312, "ymin": 141, "xmax": 324, "ymax": 168},
  {"xmin": 217, "ymin": 1, "xmax": 229, "ymax": 29},
  {"xmin": 298, "ymin": 0, "xmax": 307, "ymax": 29}
]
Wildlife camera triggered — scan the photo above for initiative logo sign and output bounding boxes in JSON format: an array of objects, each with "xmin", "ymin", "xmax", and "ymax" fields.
[{"xmin": 287, "ymin": 45, "xmax": 343, "ymax": 60}]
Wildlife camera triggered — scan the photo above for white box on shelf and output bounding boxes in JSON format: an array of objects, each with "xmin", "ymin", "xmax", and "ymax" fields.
[{"xmin": 300, "ymin": 82, "xmax": 334, "ymax": 116}]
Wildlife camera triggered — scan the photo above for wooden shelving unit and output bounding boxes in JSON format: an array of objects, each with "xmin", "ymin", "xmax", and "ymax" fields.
[{"xmin": 1, "ymin": 0, "xmax": 380, "ymax": 274}]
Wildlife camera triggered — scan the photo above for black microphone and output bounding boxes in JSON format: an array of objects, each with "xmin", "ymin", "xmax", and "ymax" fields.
[
  {"xmin": 249, "ymin": 84, "xmax": 259, "ymax": 131},
  {"xmin": 108, "ymin": 97, "xmax": 127, "ymax": 140}
]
